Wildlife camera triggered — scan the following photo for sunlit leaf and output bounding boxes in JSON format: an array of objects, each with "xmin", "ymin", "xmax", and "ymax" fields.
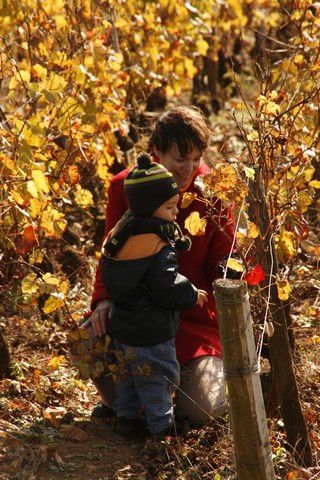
[
  {"xmin": 181, "ymin": 192, "xmax": 197, "ymax": 209},
  {"xmin": 310, "ymin": 180, "xmax": 320, "ymax": 189},
  {"xmin": 74, "ymin": 185, "xmax": 94, "ymax": 208},
  {"xmin": 43, "ymin": 294, "xmax": 64, "ymax": 314},
  {"xmin": 226, "ymin": 258, "xmax": 245, "ymax": 272},
  {"xmin": 276, "ymin": 277, "xmax": 292, "ymax": 301},
  {"xmin": 184, "ymin": 211, "xmax": 206, "ymax": 236},
  {"xmin": 47, "ymin": 355, "xmax": 66, "ymax": 370},
  {"xmin": 21, "ymin": 272, "xmax": 39, "ymax": 294},
  {"xmin": 32, "ymin": 170, "xmax": 50, "ymax": 194}
]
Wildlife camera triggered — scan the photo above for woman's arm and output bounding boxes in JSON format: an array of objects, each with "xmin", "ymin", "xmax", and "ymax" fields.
[
  {"xmin": 91, "ymin": 179, "xmax": 128, "ymax": 309},
  {"xmin": 84, "ymin": 177, "xmax": 128, "ymax": 336}
]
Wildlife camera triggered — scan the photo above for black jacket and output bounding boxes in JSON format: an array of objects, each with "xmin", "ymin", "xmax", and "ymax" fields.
[{"xmin": 101, "ymin": 245, "xmax": 198, "ymax": 346}]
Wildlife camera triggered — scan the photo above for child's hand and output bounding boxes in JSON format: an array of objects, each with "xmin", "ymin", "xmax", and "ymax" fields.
[{"xmin": 196, "ymin": 289, "xmax": 208, "ymax": 308}]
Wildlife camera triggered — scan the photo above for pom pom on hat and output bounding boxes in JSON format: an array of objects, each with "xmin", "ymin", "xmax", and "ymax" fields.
[
  {"xmin": 137, "ymin": 152, "xmax": 152, "ymax": 170},
  {"xmin": 174, "ymin": 236, "xmax": 192, "ymax": 251}
]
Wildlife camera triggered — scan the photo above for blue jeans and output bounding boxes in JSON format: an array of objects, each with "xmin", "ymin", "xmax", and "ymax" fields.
[{"xmin": 113, "ymin": 338, "xmax": 180, "ymax": 434}]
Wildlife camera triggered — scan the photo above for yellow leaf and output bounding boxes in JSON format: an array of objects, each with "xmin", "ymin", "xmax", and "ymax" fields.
[
  {"xmin": 32, "ymin": 63, "xmax": 47, "ymax": 80},
  {"xmin": 21, "ymin": 272, "xmax": 39, "ymax": 294},
  {"xmin": 298, "ymin": 191, "xmax": 312, "ymax": 213},
  {"xmin": 9, "ymin": 76, "xmax": 19, "ymax": 90},
  {"xmin": 264, "ymin": 101, "xmax": 280, "ymax": 115},
  {"xmin": 184, "ymin": 211, "xmax": 206, "ymax": 236},
  {"xmin": 1, "ymin": 156, "xmax": 17, "ymax": 175},
  {"xmin": 269, "ymin": 90, "xmax": 278, "ymax": 100},
  {"xmin": 74, "ymin": 185, "xmax": 94, "ymax": 208},
  {"xmin": 184, "ymin": 58, "xmax": 197, "ymax": 78},
  {"xmin": 32, "ymin": 170, "xmax": 49, "ymax": 194},
  {"xmin": 196, "ymin": 39, "xmax": 209, "ymax": 56},
  {"xmin": 244, "ymin": 166, "xmax": 255, "ymax": 180},
  {"xmin": 109, "ymin": 52, "xmax": 124, "ymax": 72},
  {"xmin": 47, "ymin": 355, "xmax": 66, "ymax": 370},
  {"xmin": 149, "ymin": 45, "xmax": 158, "ymax": 65},
  {"xmin": 304, "ymin": 165, "xmax": 315, "ymax": 182},
  {"xmin": 43, "ymin": 294, "xmax": 64, "ymax": 314},
  {"xmin": 278, "ymin": 229, "xmax": 297, "ymax": 258},
  {"xmin": 10, "ymin": 190, "xmax": 25, "ymax": 206},
  {"xmin": 29, "ymin": 198, "xmax": 42, "ymax": 218},
  {"xmin": 277, "ymin": 277, "xmax": 292, "ymax": 301},
  {"xmin": 41, "ymin": 206, "xmax": 67, "ymax": 238},
  {"xmin": 54, "ymin": 14, "xmax": 67, "ymax": 29},
  {"xmin": 19, "ymin": 70, "xmax": 31, "ymax": 83},
  {"xmin": 226, "ymin": 258, "xmax": 245, "ymax": 272},
  {"xmin": 181, "ymin": 192, "xmax": 197, "ymax": 209},
  {"xmin": 42, "ymin": 273, "xmax": 60, "ymax": 286},
  {"xmin": 247, "ymin": 130, "xmax": 259, "ymax": 141},
  {"xmin": 248, "ymin": 221, "xmax": 259, "ymax": 239},
  {"xmin": 310, "ymin": 180, "xmax": 320, "ymax": 189},
  {"xmin": 293, "ymin": 54, "xmax": 305, "ymax": 65},
  {"xmin": 45, "ymin": 71, "xmax": 67, "ymax": 91}
]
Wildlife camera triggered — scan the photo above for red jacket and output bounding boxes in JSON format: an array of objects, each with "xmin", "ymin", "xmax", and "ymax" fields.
[{"xmin": 91, "ymin": 162, "xmax": 234, "ymax": 365}]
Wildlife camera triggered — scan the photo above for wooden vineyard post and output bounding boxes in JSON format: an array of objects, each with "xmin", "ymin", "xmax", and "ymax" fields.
[{"xmin": 214, "ymin": 278, "xmax": 276, "ymax": 480}]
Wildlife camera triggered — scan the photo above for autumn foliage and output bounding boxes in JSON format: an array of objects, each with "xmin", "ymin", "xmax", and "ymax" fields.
[{"xmin": 0, "ymin": 0, "xmax": 320, "ymax": 478}]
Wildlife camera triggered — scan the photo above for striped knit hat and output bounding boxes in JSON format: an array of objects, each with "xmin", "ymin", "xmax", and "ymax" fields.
[{"xmin": 124, "ymin": 153, "xmax": 179, "ymax": 217}]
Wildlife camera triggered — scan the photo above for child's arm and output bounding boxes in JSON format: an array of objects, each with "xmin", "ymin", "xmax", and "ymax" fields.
[{"xmin": 145, "ymin": 247, "xmax": 204, "ymax": 311}]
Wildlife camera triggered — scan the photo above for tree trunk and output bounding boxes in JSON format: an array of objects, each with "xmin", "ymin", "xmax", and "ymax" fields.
[{"xmin": 248, "ymin": 169, "xmax": 313, "ymax": 466}]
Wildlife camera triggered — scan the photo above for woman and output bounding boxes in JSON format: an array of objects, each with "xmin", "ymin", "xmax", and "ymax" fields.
[{"xmin": 81, "ymin": 106, "xmax": 234, "ymax": 426}]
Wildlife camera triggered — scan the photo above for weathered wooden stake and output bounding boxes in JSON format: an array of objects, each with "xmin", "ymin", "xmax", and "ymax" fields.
[{"xmin": 214, "ymin": 278, "xmax": 276, "ymax": 480}]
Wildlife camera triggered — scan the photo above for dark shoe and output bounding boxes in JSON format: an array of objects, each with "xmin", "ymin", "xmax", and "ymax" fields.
[
  {"xmin": 152, "ymin": 425, "xmax": 175, "ymax": 440},
  {"xmin": 91, "ymin": 402, "xmax": 116, "ymax": 419},
  {"xmin": 173, "ymin": 416, "xmax": 191, "ymax": 435},
  {"xmin": 113, "ymin": 417, "xmax": 149, "ymax": 437}
]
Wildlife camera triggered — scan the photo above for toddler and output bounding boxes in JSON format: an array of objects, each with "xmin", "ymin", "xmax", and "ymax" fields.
[{"xmin": 101, "ymin": 153, "xmax": 207, "ymax": 438}]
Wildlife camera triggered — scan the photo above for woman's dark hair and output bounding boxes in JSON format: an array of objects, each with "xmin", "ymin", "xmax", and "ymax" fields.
[{"xmin": 149, "ymin": 106, "xmax": 210, "ymax": 157}]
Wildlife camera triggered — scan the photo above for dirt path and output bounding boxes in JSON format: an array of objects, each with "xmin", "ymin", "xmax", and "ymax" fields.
[{"xmin": 34, "ymin": 419, "xmax": 147, "ymax": 480}]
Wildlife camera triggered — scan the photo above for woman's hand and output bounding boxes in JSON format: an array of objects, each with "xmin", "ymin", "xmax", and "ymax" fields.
[
  {"xmin": 80, "ymin": 299, "xmax": 111, "ymax": 337},
  {"xmin": 196, "ymin": 289, "xmax": 208, "ymax": 308}
]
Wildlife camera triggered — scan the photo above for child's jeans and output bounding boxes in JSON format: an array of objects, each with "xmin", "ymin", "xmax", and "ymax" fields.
[{"xmin": 113, "ymin": 338, "xmax": 180, "ymax": 434}]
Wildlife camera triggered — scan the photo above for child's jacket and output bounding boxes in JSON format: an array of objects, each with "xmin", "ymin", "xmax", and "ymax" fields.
[{"xmin": 101, "ymin": 245, "xmax": 198, "ymax": 347}]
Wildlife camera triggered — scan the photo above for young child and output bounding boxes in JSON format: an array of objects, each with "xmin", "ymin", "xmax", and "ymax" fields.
[{"xmin": 101, "ymin": 153, "xmax": 208, "ymax": 438}]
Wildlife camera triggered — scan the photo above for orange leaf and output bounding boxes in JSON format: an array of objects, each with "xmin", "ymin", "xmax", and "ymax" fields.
[
  {"xmin": 67, "ymin": 165, "xmax": 80, "ymax": 186},
  {"xmin": 22, "ymin": 224, "xmax": 38, "ymax": 245}
]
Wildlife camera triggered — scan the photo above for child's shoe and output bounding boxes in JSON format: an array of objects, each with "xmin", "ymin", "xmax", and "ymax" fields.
[
  {"xmin": 91, "ymin": 401, "xmax": 116, "ymax": 419},
  {"xmin": 112, "ymin": 417, "xmax": 149, "ymax": 437}
]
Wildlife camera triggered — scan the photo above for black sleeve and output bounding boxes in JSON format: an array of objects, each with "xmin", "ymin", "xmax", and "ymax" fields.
[{"xmin": 145, "ymin": 247, "xmax": 198, "ymax": 310}]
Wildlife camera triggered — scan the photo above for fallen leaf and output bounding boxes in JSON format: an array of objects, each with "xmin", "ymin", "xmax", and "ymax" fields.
[
  {"xmin": 43, "ymin": 407, "xmax": 67, "ymax": 429},
  {"xmin": 47, "ymin": 355, "xmax": 66, "ymax": 370}
]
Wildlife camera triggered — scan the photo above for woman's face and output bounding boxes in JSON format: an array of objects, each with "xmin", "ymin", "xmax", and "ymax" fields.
[{"xmin": 154, "ymin": 143, "xmax": 203, "ymax": 190}]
